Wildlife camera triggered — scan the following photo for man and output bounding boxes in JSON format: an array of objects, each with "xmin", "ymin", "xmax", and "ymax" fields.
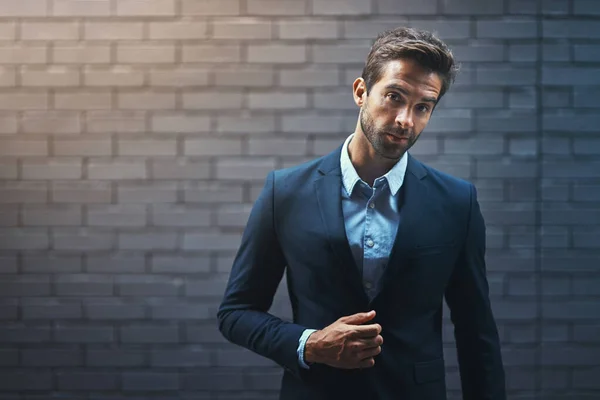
[{"xmin": 217, "ymin": 27, "xmax": 506, "ymax": 400}]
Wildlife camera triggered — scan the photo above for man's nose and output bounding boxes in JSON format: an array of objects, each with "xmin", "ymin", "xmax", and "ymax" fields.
[{"xmin": 395, "ymin": 108, "xmax": 414, "ymax": 129}]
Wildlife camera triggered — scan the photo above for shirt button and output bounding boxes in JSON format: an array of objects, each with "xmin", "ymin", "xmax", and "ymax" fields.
[
  {"xmin": 366, "ymin": 239, "xmax": 374, "ymax": 247},
  {"xmin": 369, "ymin": 202, "xmax": 375, "ymax": 209}
]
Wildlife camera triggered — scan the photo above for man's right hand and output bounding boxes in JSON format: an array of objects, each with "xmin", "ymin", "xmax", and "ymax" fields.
[{"xmin": 304, "ymin": 310, "xmax": 383, "ymax": 369}]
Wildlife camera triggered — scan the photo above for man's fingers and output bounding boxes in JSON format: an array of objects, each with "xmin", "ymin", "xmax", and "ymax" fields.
[
  {"xmin": 351, "ymin": 323, "xmax": 382, "ymax": 338},
  {"xmin": 357, "ymin": 345, "xmax": 381, "ymax": 360},
  {"xmin": 338, "ymin": 310, "xmax": 376, "ymax": 325},
  {"xmin": 357, "ymin": 357, "xmax": 376, "ymax": 369}
]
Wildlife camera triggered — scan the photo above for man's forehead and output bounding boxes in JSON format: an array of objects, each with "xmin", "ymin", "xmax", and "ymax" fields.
[{"xmin": 378, "ymin": 59, "xmax": 442, "ymax": 96}]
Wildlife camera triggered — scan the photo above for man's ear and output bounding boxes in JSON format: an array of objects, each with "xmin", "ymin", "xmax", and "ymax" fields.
[{"xmin": 352, "ymin": 78, "xmax": 367, "ymax": 107}]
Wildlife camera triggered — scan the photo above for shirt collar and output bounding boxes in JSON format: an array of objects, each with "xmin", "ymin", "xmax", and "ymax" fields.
[{"xmin": 340, "ymin": 134, "xmax": 408, "ymax": 197}]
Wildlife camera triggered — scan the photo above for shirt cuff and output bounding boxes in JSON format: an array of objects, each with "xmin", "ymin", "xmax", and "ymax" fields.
[{"xmin": 297, "ymin": 328, "xmax": 318, "ymax": 369}]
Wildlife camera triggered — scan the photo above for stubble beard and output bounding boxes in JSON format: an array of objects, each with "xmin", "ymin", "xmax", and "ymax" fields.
[{"xmin": 359, "ymin": 106, "xmax": 418, "ymax": 161}]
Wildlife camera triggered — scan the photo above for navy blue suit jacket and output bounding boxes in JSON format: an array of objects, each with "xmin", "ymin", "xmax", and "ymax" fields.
[{"xmin": 217, "ymin": 145, "xmax": 506, "ymax": 400}]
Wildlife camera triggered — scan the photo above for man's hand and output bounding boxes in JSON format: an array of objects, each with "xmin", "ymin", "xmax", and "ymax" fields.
[{"xmin": 304, "ymin": 310, "xmax": 383, "ymax": 369}]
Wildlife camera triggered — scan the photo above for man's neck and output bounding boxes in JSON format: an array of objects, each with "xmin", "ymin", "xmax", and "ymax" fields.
[{"xmin": 347, "ymin": 133, "xmax": 399, "ymax": 187}]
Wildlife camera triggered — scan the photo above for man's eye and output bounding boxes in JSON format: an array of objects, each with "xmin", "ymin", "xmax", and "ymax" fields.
[
  {"xmin": 417, "ymin": 105, "xmax": 429, "ymax": 113},
  {"xmin": 387, "ymin": 93, "xmax": 400, "ymax": 101}
]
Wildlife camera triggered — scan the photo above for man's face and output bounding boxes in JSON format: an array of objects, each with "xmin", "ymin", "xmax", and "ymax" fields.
[{"xmin": 357, "ymin": 58, "xmax": 443, "ymax": 160}]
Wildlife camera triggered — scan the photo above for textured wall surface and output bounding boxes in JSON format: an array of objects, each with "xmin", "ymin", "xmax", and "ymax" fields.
[{"xmin": 0, "ymin": 0, "xmax": 598, "ymax": 399}]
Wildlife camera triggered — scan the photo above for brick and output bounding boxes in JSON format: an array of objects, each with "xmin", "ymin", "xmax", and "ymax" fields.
[
  {"xmin": 22, "ymin": 348, "xmax": 81, "ymax": 366},
  {"xmin": 150, "ymin": 67, "xmax": 209, "ymax": 87},
  {"xmin": 213, "ymin": 19, "xmax": 273, "ymax": 39},
  {"xmin": 312, "ymin": 43, "xmax": 370, "ymax": 63},
  {"xmin": 150, "ymin": 159, "xmax": 211, "ymax": 179},
  {"xmin": 57, "ymin": 371, "xmax": 118, "ymax": 390},
  {"xmin": 118, "ymin": 139, "xmax": 177, "ymax": 156},
  {"xmin": 573, "ymin": 277, "xmax": 600, "ymax": 296},
  {"xmin": 279, "ymin": 20, "xmax": 338, "ymax": 39},
  {"xmin": 509, "ymin": 44, "xmax": 538, "ymax": 62},
  {"xmin": 84, "ymin": 66, "xmax": 145, "ymax": 87},
  {"xmin": 445, "ymin": 137, "xmax": 504, "ymax": 155},
  {"xmin": 542, "ymin": 250, "xmax": 599, "ymax": 271},
  {"xmin": 541, "ymin": 226, "xmax": 569, "ymax": 248},
  {"xmin": 544, "ymin": 301, "xmax": 600, "ymax": 319},
  {"xmin": 182, "ymin": 232, "xmax": 241, "ymax": 251},
  {"xmin": 282, "ymin": 112, "xmax": 346, "ymax": 133},
  {"xmin": 151, "ymin": 204, "xmax": 211, "ymax": 227},
  {"xmin": 53, "ymin": 0, "xmax": 111, "ymax": 16},
  {"xmin": 184, "ymin": 138, "xmax": 242, "ymax": 156},
  {"xmin": 0, "ymin": 45, "xmax": 46, "ymax": 64},
  {"xmin": 0, "ymin": 206, "xmax": 18, "ymax": 227},
  {"xmin": 87, "ymin": 205, "xmax": 146, "ymax": 227},
  {"xmin": 22, "ymin": 298, "xmax": 82, "ymax": 319},
  {"xmin": 574, "ymin": 227, "xmax": 600, "ymax": 248},
  {"xmin": 217, "ymin": 114, "xmax": 276, "ymax": 133},
  {"xmin": 476, "ymin": 20, "xmax": 537, "ymax": 38},
  {"xmin": 0, "ymin": 0, "xmax": 48, "ymax": 16},
  {"xmin": 544, "ymin": 20, "xmax": 600, "ymax": 38},
  {"xmin": 118, "ymin": 182, "xmax": 178, "ymax": 203},
  {"xmin": 344, "ymin": 19, "xmax": 410, "ymax": 40},
  {"xmin": 491, "ymin": 299, "xmax": 537, "ymax": 319},
  {"xmin": 248, "ymin": 137, "xmax": 307, "ymax": 156},
  {"xmin": 117, "ymin": 44, "xmax": 176, "ymax": 64},
  {"xmin": 150, "ymin": 299, "xmax": 210, "ymax": 319},
  {"xmin": 23, "ymin": 205, "xmax": 82, "ymax": 226},
  {"xmin": 508, "ymin": 179, "xmax": 537, "ymax": 201},
  {"xmin": 151, "ymin": 254, "xmax": 211, "ymax": 273},
  {"xmin": 0, "ymin": 322, "xmax": 51, "ymax": 342},
  {"xmin": 54, "ymin": 274, "xmax": 114, "ymax": 297},
  {"xmin": 151, "ymin": 347, "xmax": 210, "ymax": 367},
  {"xmin": 52, "ymin": 181, "xmax": 111, "ymax": 204},
  {"xmin": 182, "ymin": 370, "xmax": 245, "ymax": 391},
  {"xmin": 575, "ymin": 0, "xmax": 600, "ymax": 14},
  {"xmin": 216, "ymin": 205, "xmax": 252, "ymax": 227},
  {"xmin": 477, "ymin": 65, "xmax": 536, "ymax": 85},
  {"xmin": 574, "ymin": 45, "xmax": 600, "ymax": 62},
  {"xmin": 543, "ymin": 44, "xmax": 570, "ymax": 62},
  {"xmin": 22, "ymin": 111, "xmax": 81, "ymax": 134},
  {"xmin": 22, "ymin": 159, "xmax": 82, "ymax": 180},
  {"xmin": 407, "ymin": 20, "xmax": 471, "ymax": 40},
  {"xmin": 21, "ymin": 22, "xmax": 79, "ymax": 41},
  {"xmin": 248, "ymin": 91, "xmax": 308, "ymax": 110},
  {"xmin": 149, "ymin": 20, "xmax": 207, "ymax": 40},
  {"xmin": 182, "ymin": 44, "xmax": 241, "ymax": 63},
  {"xmin": 183, "ymin": 91, "xmax": 243, "ymax": 110},
  {"xmin": 54, "ymin": 323, "xmax": 114, "ymax": 343},
  {"xmin": 376, "ymin": 0, "xmax": 437, "ymax": 14},
  {"xmin": 184, "ymin": 182, "xmax": 243, "ymax": 203},
  {"xmin": 118, "ymin": 231, "xmax": 178, "ymax": 250},
  {"xmin": 0, "ymin": 139, "xmax": 47, "ymax": 156},
  {"xmin": 248, "ymin": 44, "xmax": 307, "ymax": 63},
  {"xmin": 151, "ymin": 113, "xmax": 210, "ymax": 133},
  {"xmin": 509, "ymin": 138, "xmax": 537, "ymax": 156},
  {"xmin": 122, "ymin": 372, "xmax": 179, "ymax": 391},
  {"xmin": 544, "ymin": 161, "xmax": 600, "ymax": 178},
  {"xmin": 541, "ymin": 137, "xmax": 569, "ymax": 155},
  {"xmin": 574, "ymin": 87, "xmax": 600, "ymax": 108},
  {"xmin": 0, "ymin": 182, "xmax": 47, "ymax": 204},
  {"xmin": 53, "ymin": 44, "xmax": 111, "ymax": 64},
  {"xmin": 120, "ymin": 324, "xmax": 178, "ymax": 343},
  {"xmin": 87, "ymin": 254, "xmax": 145, "ymax": 274},
  {"xmin": 116, "ymin": 275, "xmax": 180, "ymax": 296},
  {"xmin": 55, "ymin": 91, "xmax": 111, "ymax": 110},
  {"xmin": 0, "ymin": 92, "xmax": 48, "ymax": 110},
  {"xmin": 85, "ymin": 22, "xmax": 144, "ymax": 40},
  {"xmin": 438, "ymin": 88, "xmax": 504, "ymax": 109},
  {"xmin": 54, "ymin": 138, "xmax": 112, "ymax": 156},
  {"xmin": 88, "ymin": 160, "xmax": 146, "ymax": 180},
  {"xmin": 214, "ymin": 67, "xmax": 275, "ymax": 87},
  {"xmin": 573, "ymin": 368, "xmax": 600, "ymax": 389},
  {"xmin": 542, "ymin": 205, "xmax": 600, "ymax": 226},
  {"xmin": 0, "ymin": 275, "xmax": 50, "ymax": 295},
  {"xmin": 22, "ymin": 254, "xmax": 82, "ymax": 273},
  {"xmin": 312, "ymin": 89, "xmax": 356, "ymax": 110},
  {"xmin": 216, "ymin": 349, "xmax": 276, "ymax": 367},
  {"xmin": 509, "ymin": 87, "xmax": 537, "ymax": 109},
  {"xmin": 181, "ymin": 0, "xmax": 241, "ymax": 15},
  {"xmin": 116, "ymin": 0, "xmax": 176, "ymax": 16},
  {"xmin": 312, "ymin": 0, "xmax": 372, "ymax": 15},
  {"xmin": 443, "ymin": 0, "xmax": 503, "ymax": 14},
  {"xmin": 247, "ymin": 0, "xmax": 307, "ymax": 15},
  {"xmin": 452, "ymin": 44, "xmax": 505, "ymax": 62},
  {"xmin": 0, "ymin": 160, "xmax": 17, "ymax": 179},
  {"xmin": 573, "ymin": 324, "xmax": 600, "ymax": 342},
  {"xmin": 573, "ymin": 184, "xmax": 600, "ymax": 202},
  {"xmin": 52, "ymin": 228, "xmax": 114, "ymax": 251},
  {"xmin": 216, "ymin": 157, "xmax": 276, "ymax": 180},
  {"xmin": 479, "ymin": 203, "xmax": 536, "ymax": 224},
  {"xmin": 0, "ymin": 111, "xmax": 17, "ymax": 134},
  {"xmin": 0, "ymin": 371, "xmax": 52, "ymax": 391},
  {"xmin": 477, "ymin": 110, "xmax": 537, "ymax": 132},
  {"xmin": 544, "ymin": 67, "xmax": 600, "ymax": 85},
  {"xmin": 186, "ymin": 323, "xmax": 228, "ymax": 343},
  {"xmin": 86, "ymin": 348, "xmax": 145, "ymax": 366},
  {"xmin": 0, "ymin": 23, "xmax": 15, "ymax": 41},
  {"xmin": 87, "ymin": 110, "xmax": 146, "ymax": 134}
]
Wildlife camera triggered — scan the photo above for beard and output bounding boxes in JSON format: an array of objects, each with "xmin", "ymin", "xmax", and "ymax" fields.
[{"xmin": 359, "ymin": 105, "xmax": 419, "ymax": 161}]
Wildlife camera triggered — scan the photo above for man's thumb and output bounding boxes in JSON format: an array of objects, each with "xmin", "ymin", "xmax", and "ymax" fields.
[{"xmin": 341, "ymin": 310, "xmax": 376, "ymax": 325}]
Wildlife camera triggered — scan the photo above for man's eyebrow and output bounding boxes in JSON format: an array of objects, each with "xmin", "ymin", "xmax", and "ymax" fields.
[{"xmin": 384, "ymin": 84, "xmax": 438, "ymax": 104}]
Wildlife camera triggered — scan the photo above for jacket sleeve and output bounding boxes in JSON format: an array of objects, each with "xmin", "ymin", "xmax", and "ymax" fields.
[
  {"xmin": 217, "ymin": 170, "xmax": 308, "ymax": 380},
  {"xmin": 444, "ymin": 183, "xmax": 507, "ymax": 400}
]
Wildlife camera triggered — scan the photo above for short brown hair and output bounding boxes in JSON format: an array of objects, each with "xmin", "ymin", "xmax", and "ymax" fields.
[{"xmin": 361, "ymin": 27, "xmax": 459, "ymax": 101}]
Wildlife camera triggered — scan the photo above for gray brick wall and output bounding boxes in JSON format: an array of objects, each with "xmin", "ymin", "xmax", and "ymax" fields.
[{"xmin": 0, "ymin": 0, "xmax": 598, "ymax": 399}]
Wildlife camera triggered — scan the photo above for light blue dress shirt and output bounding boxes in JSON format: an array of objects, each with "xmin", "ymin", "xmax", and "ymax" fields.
[{"xmin": 296, "ymin": 134, "xmax": 408, "ymax": 369}]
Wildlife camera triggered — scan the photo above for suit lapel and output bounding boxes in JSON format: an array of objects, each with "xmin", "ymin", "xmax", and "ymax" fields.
[
  {"xmin": 370, "ymin": 154, "xmax": 429, "ymax": 303},
  {"xmin": 314, "ymin": 146, "xmax": 368, "ymax": 304}
]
